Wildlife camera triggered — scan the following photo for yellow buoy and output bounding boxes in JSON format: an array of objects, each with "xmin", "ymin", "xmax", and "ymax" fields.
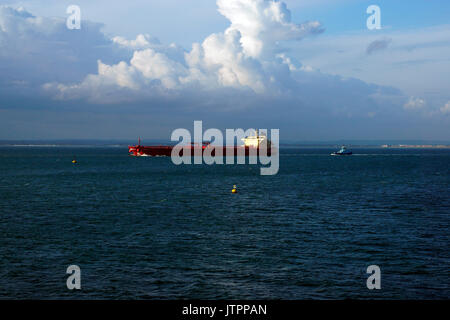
[
  {"xmin": 231, "ymin": 185, "xmax": 237, "ymax": 193},
  {"xmin": 72, "ymin": 160, "xmax": 77, "ymax": 164}
]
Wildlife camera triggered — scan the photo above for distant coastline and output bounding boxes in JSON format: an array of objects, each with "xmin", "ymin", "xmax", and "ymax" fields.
[
  {"xmin": 1, "ymin": 140, "xmax": 450, "ymax": 149},
  {"xmin": 381, "ymin": 144, "xmax": 450, "ymax": 149}
]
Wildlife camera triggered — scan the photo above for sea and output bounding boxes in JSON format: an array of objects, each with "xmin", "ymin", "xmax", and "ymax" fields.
[{"xmin": 0, "ymin": 146, "xmax": 449, "ymax": 299}]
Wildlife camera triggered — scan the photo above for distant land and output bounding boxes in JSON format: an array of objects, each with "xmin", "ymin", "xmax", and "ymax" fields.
[
  {"xmin": 381, "ymin": 144, "xmax": 450, "ymax": 149},
  {"xmin": 1, "ymin": 139, "xmax": 450, "ymax": 148}
]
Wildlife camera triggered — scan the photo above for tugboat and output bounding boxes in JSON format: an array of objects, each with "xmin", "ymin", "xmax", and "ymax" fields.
[{"xmin": 331, "ymin": 146, "xmax": 352, "ymax": 156}]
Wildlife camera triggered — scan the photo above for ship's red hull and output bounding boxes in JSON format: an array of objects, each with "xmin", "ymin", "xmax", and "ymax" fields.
[{"xmin": 128, "ymin": 145, "xmax": 274, "ymax": 157}]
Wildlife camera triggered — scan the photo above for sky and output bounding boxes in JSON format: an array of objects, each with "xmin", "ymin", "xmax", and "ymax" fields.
[{"xmin": 0, "ymin": 0, "xmax": 449, "ymax": 141}]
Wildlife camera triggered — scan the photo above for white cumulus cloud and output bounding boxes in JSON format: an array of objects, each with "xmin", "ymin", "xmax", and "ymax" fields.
[
  {"xmin": 217, "ymin": 0, "xmax": 323, "ymax": 58},
  {"xmin": 0, "ymin": 5, "xmax": 123, "ymax": 88},
  {"xmin": 404, "ymin": 96, "xmax": 426, "ymax": 110},
  {"xmin": 44, "ymin": 0, "xmax": 324, "ymax": 101}
]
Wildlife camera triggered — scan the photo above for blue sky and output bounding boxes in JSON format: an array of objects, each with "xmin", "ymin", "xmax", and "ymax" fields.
[
  {"xmin": 5, "ymin": 0, "xmax": 450, "ymax": 47},
  {"xmin": 292, "ymin": 0, "xmax": 450, "ymax": 34},
  {"xmin": 0, "ymin": 0, "xmax": 449, "ymax": 141}
]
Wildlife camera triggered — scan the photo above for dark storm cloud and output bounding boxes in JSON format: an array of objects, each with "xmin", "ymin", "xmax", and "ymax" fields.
[{"xmin": 366, "ymin": 38, "xmax": 392, "ymax": 55}]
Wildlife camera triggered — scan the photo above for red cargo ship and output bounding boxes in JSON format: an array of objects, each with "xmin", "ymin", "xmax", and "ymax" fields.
[{"xmin": 128, "ymin": 132, "xmax": 274, "ymax": 157}]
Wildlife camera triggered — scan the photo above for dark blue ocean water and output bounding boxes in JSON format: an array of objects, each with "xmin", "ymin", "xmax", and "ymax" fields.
[{"xmin": 0, "ymin": 146, "xmax": 449, "ymax": 299}]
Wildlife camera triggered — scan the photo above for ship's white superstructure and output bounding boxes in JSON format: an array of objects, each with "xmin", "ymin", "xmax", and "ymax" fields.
[{"xmin": 242, "ymin": 130, "xmax": 271, "ymax": 148}]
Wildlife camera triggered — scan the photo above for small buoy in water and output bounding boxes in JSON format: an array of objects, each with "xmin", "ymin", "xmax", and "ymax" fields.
[
  {"xmin": 72, "ymin": 159, "xmax": 77, "ymax": 164},
  {"xmin": 231, "ymin": 185, "xmax": 237, "ymax": 193}
]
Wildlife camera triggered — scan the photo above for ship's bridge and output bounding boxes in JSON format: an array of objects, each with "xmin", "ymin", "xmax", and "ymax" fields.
[{"xmin": 242, "ymin": 130, "xmax": 271, "ymax": 148}]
